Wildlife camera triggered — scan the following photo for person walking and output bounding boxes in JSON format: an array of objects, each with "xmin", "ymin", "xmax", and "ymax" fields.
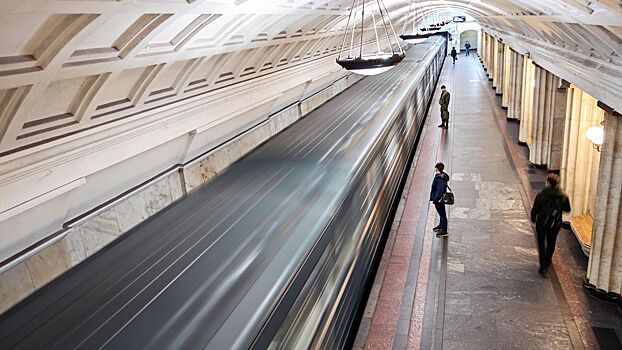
[
  {"xmin": 439, "ymin": 85, "xmax": 450, "ymax": 128},
  {"xmin": 450, "ymin": 47, "xmax": 458, "ymax": 64},
  {"xmin": 530, "ymin": 173, "xmax": 571, "ymax": 277},
  {"xmin": 465, "ymin": 41, "xmax": 471, "ymax": 56},
  {"xmin": 430, "ymin": 162, "xmax": 450, "ymax": 237}
]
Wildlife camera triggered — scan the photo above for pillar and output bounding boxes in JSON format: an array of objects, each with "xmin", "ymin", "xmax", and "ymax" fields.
[
  {"xmin": 548, "ymin": 81, "xmax": 569, "ymax": 171},
  {"xmin": 501, "ymin": 44, "xmax": 512, "ymax": 108},
  {"xmin": 519, "ymin": 57, "xmax": 535, "ymax": 144},
  {"xmin": 560, "ymin": 86, "xmax": 603, "ymax": 218},
  {"xmin": 489, "ymin": 36, "xmax": 494, "ymax": 76},
  {"xmin": 528, "ymin": 66, "xmax": 558, "ymax": 166},
  {"xmin": 491, "ymin": 39, "xmax": 499, "ymax": 82},
  {"xmin": 587, "ymin": 107, "xmax": 622, "ymax": 298},
  {"xmin": 507, "ymin": 50, "xmax": 524, "ymax": 121},
  {"xmin": 483, "ymin": 33, "xmax": 492, "ymax": 76},
  {"xmin": 493, "ymin": 40, "xmax": 504, "ymax": 95},
  {"xmin": 477, "ymin": 30, "xmax": 486, "ymax": 63}
]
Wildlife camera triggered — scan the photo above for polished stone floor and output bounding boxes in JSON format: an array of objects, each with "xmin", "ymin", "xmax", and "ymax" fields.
[{"xmin": 354, "ymin": 51, "xmax": 622, "ymax": 350}]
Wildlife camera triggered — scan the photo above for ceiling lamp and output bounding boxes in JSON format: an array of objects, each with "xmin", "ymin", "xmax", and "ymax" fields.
[
  {"xmin": 336, "ymin": 0, "xmax": 405, "ymax": 75},
  {"xmin": 399, "ymin": 0, "xmax": 430, "ymax": 44}
]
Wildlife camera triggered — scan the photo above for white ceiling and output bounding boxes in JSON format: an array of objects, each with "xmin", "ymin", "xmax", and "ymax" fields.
[{"xmin": 0, "ymin": 0, "xmax": 620, "ymax": 162}]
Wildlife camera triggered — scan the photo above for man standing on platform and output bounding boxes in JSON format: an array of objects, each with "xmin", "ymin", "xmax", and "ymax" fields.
[
  {"xmin": 465, "ymin": 41, "xmax": 471, "ymax": 56},
  {"xmin": 430, "ymin": 162, "xmax": 450, "ymax": 237},
  {"xmin": 530, "ymin": 174, "xmax": 571, "ymax": 277},
  {"xmin": 439, "ymin": 85, "xmax": 450, "ymax": 129}
]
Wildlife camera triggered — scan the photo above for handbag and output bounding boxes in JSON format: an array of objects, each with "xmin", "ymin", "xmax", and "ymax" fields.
[{"xmin": 440, "ymin": 185, "xmax": 455, "ymax": 205}]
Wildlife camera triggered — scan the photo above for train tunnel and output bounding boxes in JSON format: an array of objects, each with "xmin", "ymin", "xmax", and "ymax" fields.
[{"xmin": 0, "ymin": 1, "xmax": 621, "ymax": 349}]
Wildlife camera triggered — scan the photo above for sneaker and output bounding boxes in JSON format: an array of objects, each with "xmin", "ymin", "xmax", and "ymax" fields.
[
  {"xmin": 435, "ymin": 231, "xmax": 448, "ymax": 237},
  {"xmin": 433, "ymin": 225, "xmax": 442, "ymax": 231},
  {"xmin": 438, "ymin": 124, "xmax": 444, "ymax": 128}
]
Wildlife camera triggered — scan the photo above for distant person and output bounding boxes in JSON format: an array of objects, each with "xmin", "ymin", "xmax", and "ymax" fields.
[
  {"xmin": 439, "ymin": 85, "xmax": 450, "ymax": 129},
  {"xmin": 430, "ymin": 162, "xmax": 450, "ymax": 237},
  {"xmin": 530, "ymin": 174, "xmax": 571, "ymax": 277},
  {"xmin": 450, "ymin": 47, "xmax": 458, "ymax": 64},
  {"xmin": 465, "ymin": 41, "xmax": 471, "ymax": 56}
]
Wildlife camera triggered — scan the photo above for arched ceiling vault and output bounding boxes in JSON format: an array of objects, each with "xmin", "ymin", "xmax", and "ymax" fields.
[{"xmin": 0, "ymin": 0, "xmax": 620, "ymax": 166}]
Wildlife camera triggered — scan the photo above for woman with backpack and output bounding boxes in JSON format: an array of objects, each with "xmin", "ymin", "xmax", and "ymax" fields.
[{"xmin": 530, "ymin": 174, "xmax": 571, "ymax": 277}]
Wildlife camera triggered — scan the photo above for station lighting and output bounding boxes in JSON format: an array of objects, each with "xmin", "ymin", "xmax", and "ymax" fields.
[
  {"xmin": 399, "ymin": 0, "xmax": 431, "ymax": 44},
  {"xmin": 586, "ymin": 122, "xmax": 605, "ymax": 152},
  {"xmin": 336, "ymin": 0, "xmax": 405, "ymax": 75}
]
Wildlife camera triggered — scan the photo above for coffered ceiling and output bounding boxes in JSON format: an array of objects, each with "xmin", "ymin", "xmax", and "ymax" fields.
[{"xmin": 0, "ymin": 0, "xmax": 620, "ymax": 163}]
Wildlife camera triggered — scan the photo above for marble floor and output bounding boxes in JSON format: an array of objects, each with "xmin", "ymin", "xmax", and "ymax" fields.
[{"xmin": 354, "ymin": 52, "xmax": 622, "ymax": 350}]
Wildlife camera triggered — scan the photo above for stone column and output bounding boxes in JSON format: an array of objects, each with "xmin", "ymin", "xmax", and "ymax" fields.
[
  {"xmin": 501, "ymin": 44, "xmax": 512, "ymax": 108},
  {"xmin": 587, "ymin": 106, "xmax": 622, "ymax": 297},
  {"xmin": 477, "ymin": 30, "xmax": 486, "ymax": 63},
  {"xmin": 527, "ymin": 67, "xmax": 562, "ymax": 167},
  {"xmin": 560, "ymin": 86, "xmax": 603, "ymax": 218},
  {"xmin": 507, "ymin": 50, "xmax": 524, "ymax": 121},
  {"xmin": 491, "ymin": 39, "xmax": 499, "ymax": 84},
  {"xmin": 494, "ymin": 41, "xmax": 505, "ymax": 95},
  {"xmin": 529, "ymin": 66, "xmax": 545, "ymax": 165},
  {"xmin": 548, "ymin": 81, "xmax": 569, "ymax": 171},
  {"xmin": 486, "ymin": 34, "xmax": 494, "ymax": 79},
  {"xmin": 519, "ymin": 57, "xmax": 535, "ymax": 144}
]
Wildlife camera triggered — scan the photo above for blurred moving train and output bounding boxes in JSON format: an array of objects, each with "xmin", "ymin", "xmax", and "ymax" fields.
[{"xmin": 0, "ymin": 37, "xmax": 446, "ymax": 349}]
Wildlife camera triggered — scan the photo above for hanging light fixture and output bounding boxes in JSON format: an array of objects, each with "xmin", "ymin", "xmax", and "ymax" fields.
[
  {"xmin": 399, "ymin": 0, "xmax": 430, "ymax": 44},
  {"xmin": 336, "ymin": 0, "xmax": 405, "ymax": 75}
]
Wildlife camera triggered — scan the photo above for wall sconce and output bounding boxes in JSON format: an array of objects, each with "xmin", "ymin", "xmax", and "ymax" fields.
[{"xmin": 586, "ymin": 121, "xmax": 604, "ymax": 152}]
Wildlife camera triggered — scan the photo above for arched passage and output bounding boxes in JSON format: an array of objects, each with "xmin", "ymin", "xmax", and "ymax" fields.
[{"xmin": 460, "ymin": 29, "xmax": 478, "ymax": 50}]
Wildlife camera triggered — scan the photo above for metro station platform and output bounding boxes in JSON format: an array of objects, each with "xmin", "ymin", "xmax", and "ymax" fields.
[{"xmin": 353, "ymin": 53, "xmax": 622, "ymax": 350}]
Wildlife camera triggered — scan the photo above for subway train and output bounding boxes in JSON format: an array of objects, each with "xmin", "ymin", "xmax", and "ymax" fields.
[{"xmin": 0, "ymin": 37, "xmax": 446, "ymax": 349}]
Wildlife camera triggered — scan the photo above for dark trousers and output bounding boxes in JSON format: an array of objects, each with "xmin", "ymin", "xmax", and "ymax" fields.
[
  {"xmin": 434, "ymin": 203, "xmax": 448, "ymax": 230},
  {"xmin": 536, "ymin": 228, "xmax": 559, "ymax": 270},
  {"xmin": 466, "ymin": 48, "xmax": 470, "ymax": 56},
  {"xmin": 452, "ymin": 56, "xmax": 456, "ymax": 64}
]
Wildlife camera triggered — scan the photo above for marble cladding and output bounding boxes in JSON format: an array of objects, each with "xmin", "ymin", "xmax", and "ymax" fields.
[
  {"xmin": 301, "ymin": 87, "xmax": 334, "ymax": 115},
  {"xmin": 587, "ymin": 111, "xmax": 622, "ymax": 295},
  {"xmin": 0, "ymin": 73, "xmax": 357, "ymax": 315},
  {"xmin": 184, "ymin": 75, "xmax": 356, "ymax": 193},
  {"xmin": 0, "ymin": 171, "xmax": 183, "ymax": 314}
]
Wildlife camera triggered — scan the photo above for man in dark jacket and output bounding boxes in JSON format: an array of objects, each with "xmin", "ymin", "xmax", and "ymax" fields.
[
  {"xmin": 439, "ymin": 85, "xmax": 450, "ymax": 129},
  {"xmin": 530, "ymin": 173, "xmax": 571, "ymax": 277},
  {"xmin": 430, "ymin": 162, "xmax": 450, "ymax": 237},
  {"xmin": 450, "ymin": 47, "xmax": 458, "ymax": 64},
  {"xmin": 465, "ymin": 41, "xmax": 471, "ymax": 56}
]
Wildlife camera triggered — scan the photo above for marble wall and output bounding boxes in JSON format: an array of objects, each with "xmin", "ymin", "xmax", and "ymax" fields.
[
  {"xmin": 501, "ymin": 45, "xmax": 512, "ymax": 108},
  {"xmin": 506, "ymin": 49, "xmax": 524, "ymax": 121},
  {"xmin": 560, "ymin": 85, "xmax": 603, "ymax": 218},
  {"xmin": 0, "ymin": 72, "xmax": 361, "ymax": 315},
  {"xmin": 480, "ymin": 31, "xmax": 620, "ymax": 298},
  {"xmin": 588, "ymin": 110, "xmax": 622, "ymax": 296},
  {"xmin": 519, "ymin": 57, "xmax": 535, "ymax": 144}
]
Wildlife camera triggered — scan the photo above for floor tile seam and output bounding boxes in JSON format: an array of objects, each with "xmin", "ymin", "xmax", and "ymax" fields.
[
  {"xmin": 406, "ymin": 207, "xmax": 437, "ymax": 350},
  {"xmin": 365, "ymin": 95, "xmax": 442, "ymax": 348},
  {"xmin": 430, "ymin": 54, "xmax": 463, "ymax": 350},
  {"xmin": 392, "ymin": 84, "xmax": 446, "ymax": 349},
  {"xmin": 384, "ymin": 103, "xmax": 442, "ymax": 349},
  {"xmin": 410, "ymin": 62, "xmax": 457, "ymax": 346},
  {"xmin": 394, "ymin": 119, "xmax": 443, "ymax": 237},
  {"xmin": 474, "ymin": 55, "xmax": 597, "ymax": 350}
]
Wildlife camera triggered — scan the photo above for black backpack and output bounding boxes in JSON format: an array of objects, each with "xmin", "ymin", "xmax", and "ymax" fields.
[{"xmin": 538, "ymin": 197, "xmax": 563, "ymax": 231}]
